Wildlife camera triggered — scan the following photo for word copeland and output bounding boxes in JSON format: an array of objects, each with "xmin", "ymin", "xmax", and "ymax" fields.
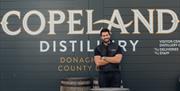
[{"xmin": 0, "ymin": 9, "xmax": 179, "ymax": 35}]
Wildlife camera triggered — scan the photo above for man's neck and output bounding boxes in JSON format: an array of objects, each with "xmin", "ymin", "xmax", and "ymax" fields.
[{"xmin": 103, "ymin": 41, "xmax": 110, "ymax": 46}]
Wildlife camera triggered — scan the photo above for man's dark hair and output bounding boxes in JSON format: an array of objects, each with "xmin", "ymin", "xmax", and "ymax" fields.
[{"xmin": 100, "ymin": 28, "xmax": 111, "ymax": 36}]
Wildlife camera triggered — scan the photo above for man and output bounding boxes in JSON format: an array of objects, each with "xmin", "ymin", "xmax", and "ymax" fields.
[{"xmin": 94, "ymin": 28, "xmax": 123, "ymax": 87}]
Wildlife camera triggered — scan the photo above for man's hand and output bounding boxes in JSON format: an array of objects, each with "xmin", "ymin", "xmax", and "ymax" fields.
[
  {"xmin": 102, "ymin": 54, "xmax": 123, "ymax": 63},
  {"xmin": 94, "ymin": 54, "xmax": 122, "ymax": 67},
  {"xmin": 102, "ymin": 57, "xmax": 110, "ymax": 63},
  {"xmin": 94, "ymin": 56, "xmax": 109, "ymax": 67}
]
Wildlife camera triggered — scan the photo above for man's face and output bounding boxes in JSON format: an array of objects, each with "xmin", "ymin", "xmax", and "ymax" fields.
[{"xmin": 101, "ymin": 32, "xmax": 111, "ymax": 43}]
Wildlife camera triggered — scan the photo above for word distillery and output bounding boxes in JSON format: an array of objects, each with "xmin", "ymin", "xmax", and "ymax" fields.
[{"xmin": 0, "ymin": 9, "xmax": 180, "ymax": 35}]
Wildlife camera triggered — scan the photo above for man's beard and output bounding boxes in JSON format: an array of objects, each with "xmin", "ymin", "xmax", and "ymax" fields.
[{"xmin": 103, "ymin": 38, "xmax": 110, "ymax": 43}]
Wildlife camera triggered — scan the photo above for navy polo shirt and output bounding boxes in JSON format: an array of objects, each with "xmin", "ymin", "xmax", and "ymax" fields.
[{"xmin": 94, "ymin": 41, "xmax": 123, "ymax": 71}]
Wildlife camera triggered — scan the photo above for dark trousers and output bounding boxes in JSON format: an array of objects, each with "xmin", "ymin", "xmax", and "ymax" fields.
[{"xmin": 98, "ymin": 71, "xmax": 121, "ymax": 87}]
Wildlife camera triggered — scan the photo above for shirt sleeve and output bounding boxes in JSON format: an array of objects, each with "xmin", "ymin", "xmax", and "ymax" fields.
[
  {"xmin": 116, "ymin": 46, "xmax": 123, "ymax": 54},
  {"xmin": 94, "ymin": 47, "xmax": 101, "ymax": 56}
]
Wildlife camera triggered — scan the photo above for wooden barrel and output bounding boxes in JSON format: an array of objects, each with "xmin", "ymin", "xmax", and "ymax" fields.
[
  {"xmin": 90, "ymin": 88, "xmax": 130, "ymax": 91},
  {"xmin": 60, "ymin": 77, "xmax": 92, "ymax": 91}
]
